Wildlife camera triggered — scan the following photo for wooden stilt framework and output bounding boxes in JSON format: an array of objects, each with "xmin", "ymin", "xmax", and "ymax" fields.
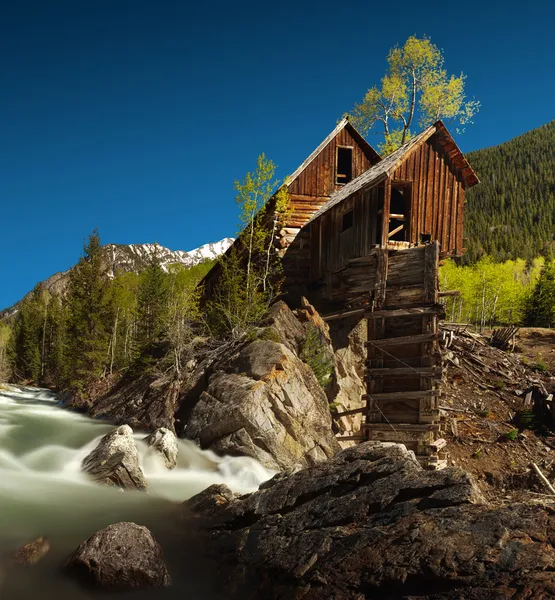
[{"xmin": 334, "ymin": 242, "xmax": 447, "ymax": 469}]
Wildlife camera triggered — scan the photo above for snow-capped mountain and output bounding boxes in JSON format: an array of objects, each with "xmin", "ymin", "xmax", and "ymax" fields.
[
  {"xmin": 0, "ymin": 238, "xmax": 233, "ymax": 318},
  {"xmin": 104, "ymin": 238, "xmax": 234, "ymax": 276}
]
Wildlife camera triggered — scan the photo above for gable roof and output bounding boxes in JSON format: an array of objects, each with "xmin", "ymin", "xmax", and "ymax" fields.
[
  {"xmin": 285, "ymin": 117, "xmax": 381, "ymax": 186},
  {"xmin": 308, "ymin": 120, "xmax": 479, "ymax": 223}
]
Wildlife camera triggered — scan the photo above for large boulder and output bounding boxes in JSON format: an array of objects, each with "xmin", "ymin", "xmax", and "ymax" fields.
[
  {"xmin": 185, "ymin": 340, "xmax": 340, "ymax": 471},
  {"xmin": 82, "ymin": 425, "xmax": 147, "ymax": 490},
  {"xmin": 181, "ymin": 441, "xmax": 555, "ymax": 599},
  {"xmin": 65, "ymin": 522, "xmax": 171, "ymax": 590},
  {"xmin": 144, "ymin": 427, "xmax": 178, "ymax": 469}
]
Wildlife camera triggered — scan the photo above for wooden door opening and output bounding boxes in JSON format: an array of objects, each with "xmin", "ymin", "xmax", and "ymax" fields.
[{"xmin": 388, "ymin": 184, "xmax": 411, "ymax": 242}]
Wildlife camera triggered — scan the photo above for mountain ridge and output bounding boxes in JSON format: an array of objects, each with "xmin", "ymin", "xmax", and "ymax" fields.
[
  {"xmin": 464, "ymin": 119, "xmax": 555, "ymax": 263},
  {"xmin": 1, "ymin": 237, "xmax": 233, "ymax": 317}
]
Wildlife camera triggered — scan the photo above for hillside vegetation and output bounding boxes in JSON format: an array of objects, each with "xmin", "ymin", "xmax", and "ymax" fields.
[{"xmin": 464, "ymin": 120, "xmax": 555, "ymax": 263}]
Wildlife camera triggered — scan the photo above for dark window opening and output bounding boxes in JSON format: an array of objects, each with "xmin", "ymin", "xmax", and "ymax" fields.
[
  {"xmin": 420, "ymin": 233, "xmax": 431, "ymax": 244},
  {"xmin": 336, "ymin": 147, "xmax": 353, "ymax": 184},
  {"xmin": 389, "ymin": 187, "xmax": 410, "ymax": 242},
  {"xmin": 342, "ymin": 209, "xmax": 354, "ymax": 232}
]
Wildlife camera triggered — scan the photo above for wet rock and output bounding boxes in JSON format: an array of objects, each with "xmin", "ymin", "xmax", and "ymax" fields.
[
  {"xmin": 186, "ymin": 340, "xmax": 340, "ymax": 470},
  {"xmin": 145, "ymin": 427, "xmax": 178, "ymax": 469},
  {"xmin": 82, "ymin": 425, "xmax": 147, "ymax": 491},
  {"xmin": 181, "ymin": 441, "xmax": 555, "ymax": 599},
  {"xmin": 12, "ymin": 537, "xmax": 50, "ymax": 566},
  {"xmin": 65, "ymin": 522, "xmax": 170, "ymax": 590}
]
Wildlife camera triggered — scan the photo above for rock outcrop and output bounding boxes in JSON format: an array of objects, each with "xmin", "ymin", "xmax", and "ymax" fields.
[
  {"xmin": 186, "ymin": 339, "xmax": 339, "ymax": 471},
  {"xmin": 65, "ymin": 522, "xmax": 171, "ymax": 590},
  {"xmin": 182, "ymin": 441, "xmax": 555, "ymax": 599},
  {"xmin": 145, "ymin": 427, "xmax": 178, "ymax": 469},
  {"xmin": 72, "ymin": 301, "xmax": 346, "ymax": 471},
  {"xmin": 82, "ymin": 425, "xmax": 147, "ymax": 490}
]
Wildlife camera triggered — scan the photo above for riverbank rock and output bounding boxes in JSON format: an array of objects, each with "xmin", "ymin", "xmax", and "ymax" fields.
[
  {"xmin": 145, "ymin": 427, "xmax": 178, "ymax": 469},
  {"xmin": 186, "ymin": 339, "xmax": 340, "ymax": 471},
  {"xmin": 181, "ymin": 441, "xmax": 555, "ymax": 599},
  {"xmin": 65, "ymin": 522, "xmax": 171, "ymax": 590},
  {"xmin": 82, "ymin": 425, "xmax": 147, "ymax": 491},
  {"xmin": 12, "ymin": 537, "xmax": 50, "ymax": 566},
  {"xmin": 72, "ymin": 302, "xmax": 344, "ymax": 470}
]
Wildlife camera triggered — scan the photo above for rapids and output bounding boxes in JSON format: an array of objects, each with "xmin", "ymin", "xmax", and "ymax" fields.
[{"xmin": 0, "ymin": 384, "xmax": 273, "ymax": 598}]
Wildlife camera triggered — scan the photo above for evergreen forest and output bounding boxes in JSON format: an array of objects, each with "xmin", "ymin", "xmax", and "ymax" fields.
[{"xmin": 463, "ymin": 120, "xmax": 555, "ymax": 264}]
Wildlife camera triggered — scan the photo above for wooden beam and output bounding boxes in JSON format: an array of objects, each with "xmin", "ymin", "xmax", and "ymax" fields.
[
  {"xmin": 366, "ymin": 306, "xmax": 443, "ymax": 318},
  {"xmin": 365, "ymin": 333, "xmax": 437, "ymax": 348},
  {"xmin": 424, "ymin": 242, "xmax": 439, "ymax": 303},
  {"xmin": 388, "ymin": 224, "xmax": 405, "ymax": 239},
  {"xmin": 335, "ymin": 434, "xmax": 367, "ymax": 442},
  {"xmin": 365, "ymin": 423, "xmax": 440, "ymax": 432},
  {"xmin": 333, "ymin": 407, "xmax": 367, "ymax": 417},
  {"xmin": 366, "ymin": 367, "xmax": 443, "ymax": 377},
  {"xmin": 381, "ymin": 179, "xmax": 391, "ymax": 248},
  {"xmin": 322, "ymin": 307, "xmax": 365, "ymax": 322},
  {"xmin": 363, "ymin": 389, "xmax": 440, "ymax": 401}
]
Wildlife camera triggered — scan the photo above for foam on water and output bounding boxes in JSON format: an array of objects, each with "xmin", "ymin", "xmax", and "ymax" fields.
[{"xmin": 0, "ymin": 384, "xmax": 274, "ymax": 542}]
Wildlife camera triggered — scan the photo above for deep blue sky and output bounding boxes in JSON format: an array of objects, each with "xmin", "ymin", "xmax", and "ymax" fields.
[{"xmin": 1, "ymin": 0, "xmax": 554, "ymax": 309}]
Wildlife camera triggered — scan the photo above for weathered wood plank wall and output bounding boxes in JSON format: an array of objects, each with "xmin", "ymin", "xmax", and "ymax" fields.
[
  {"xmin": 286, "ymin": 127, "xmax": 377, "ymax": 229},
  {"xmin": 390, "ymin": 137, "xmax": 465, "ymax": 254}
]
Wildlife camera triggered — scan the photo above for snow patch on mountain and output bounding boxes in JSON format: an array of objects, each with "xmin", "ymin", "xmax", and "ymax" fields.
[
  {"xmin": 104, "ymin": 238, "xmax": 234, "ymax": 276},
  {"xmin": 0, "ymin": 238, "xmax": 234, "ymax": 317}
]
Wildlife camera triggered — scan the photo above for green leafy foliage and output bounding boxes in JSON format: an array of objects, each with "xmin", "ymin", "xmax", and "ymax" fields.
[
  {"xmin": 6, "ymin": 231, "xmax": 209, "ymax": 389},
  {"xmin": 300, "ymin": 324, "xmax": 334, "ymax": 389},
  {"xmin": 350, "ymin": 35, "xmax": 479, "ymax": 154},
  {"xmin": 440, "ymin": 256, "xmax": 546, "ymax": 327},
  {"xmin": 502, "ymin": 429, "xmax": 519, "ymax": 442},
  {"xmin": 464, "ymin": 121, "xmax": 555, "ymax": 264},
  {"xmin": 207, "ymin": 155, "xmax": 289, "ymax": 338}
]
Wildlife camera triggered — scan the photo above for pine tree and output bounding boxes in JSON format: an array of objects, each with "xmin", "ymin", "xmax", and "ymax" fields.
[
  {"xmin": 523, "ymin": 262, "xmax": 555, "ymax": 328},
  {"xmin": 9, "ymin": 286, "xmax": 44, "ymax": 382},
  {"xmin": 0, "ymin": 322, "xmax": 12, "ymax": 382},
  {"xmin": 135, "ymin": 246, "xmax": 169, "ymax": 358},
  {"xmin": 65, "ymin": 229, "xmax": 110, "ymax": 390}
]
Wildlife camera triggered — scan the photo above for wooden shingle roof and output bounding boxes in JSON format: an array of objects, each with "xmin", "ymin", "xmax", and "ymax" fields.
[{"xmin": 308, "ymin": 120, "xmax": 479, "ymax": 223}]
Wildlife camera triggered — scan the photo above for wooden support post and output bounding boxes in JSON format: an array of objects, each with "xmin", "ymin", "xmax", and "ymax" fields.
[{"xmin": 381, "ymin": 179, "xmax": 391, "ymax": 248}]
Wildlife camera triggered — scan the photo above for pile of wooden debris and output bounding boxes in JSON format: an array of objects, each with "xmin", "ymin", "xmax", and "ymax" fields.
[{"xmin": 439, "ymin": 324, "xmax": 555, "ymax": 501}]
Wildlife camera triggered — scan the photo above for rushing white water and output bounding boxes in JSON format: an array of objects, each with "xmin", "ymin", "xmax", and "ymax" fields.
[{"xmin": 0, "ymin": 384, "xmax": 273, "ymax": 598}]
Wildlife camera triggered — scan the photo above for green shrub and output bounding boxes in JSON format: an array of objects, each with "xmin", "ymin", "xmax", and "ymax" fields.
[
  {"xmin": 532, "ymin": 359, "xmax": 549, "ymax": 373},
  {"xmin": 300, "ymin": 324, "xmax": 334, "ymax": 389},
  {"xmin": 502, "ymin": 428, "xmax": 519, "ymax": 442}
]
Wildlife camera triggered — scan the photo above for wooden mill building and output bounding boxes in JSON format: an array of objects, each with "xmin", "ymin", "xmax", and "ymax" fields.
[{"xmin": 203, "ymin": 117, "xmax": 479, "ymax": 468}]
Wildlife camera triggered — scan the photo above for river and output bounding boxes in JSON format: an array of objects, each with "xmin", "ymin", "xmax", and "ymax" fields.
[{"xmin": 0, "ymin": 385, "xmax": 273, "ymax": 598}]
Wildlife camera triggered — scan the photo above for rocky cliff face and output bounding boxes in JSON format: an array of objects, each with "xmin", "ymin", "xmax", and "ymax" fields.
[
  {"xmin": 72, "ymin": 301, "xmax": 342, "ymax": 471},
  {"xmin": 182, "ymin": 441, "xmax": 555, "ymax": 600}
]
